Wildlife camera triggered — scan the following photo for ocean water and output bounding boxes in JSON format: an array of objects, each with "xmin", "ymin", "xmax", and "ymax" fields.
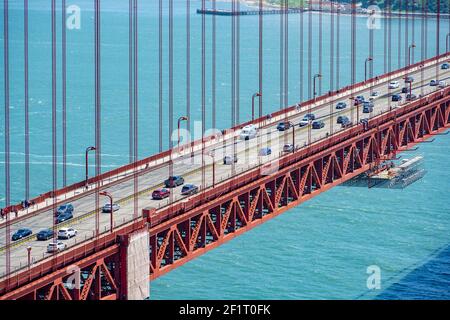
[{"xmin": 0, "ymin": 0, "xmax": 449, "ymax": 299}]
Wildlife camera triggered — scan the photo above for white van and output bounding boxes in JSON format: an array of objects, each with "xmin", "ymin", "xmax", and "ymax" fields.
[{"xmin": 239, "ymin": 124, "xmax": 258, "ymax": 140}]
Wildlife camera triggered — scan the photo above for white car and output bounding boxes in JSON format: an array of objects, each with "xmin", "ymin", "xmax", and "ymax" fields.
[
  {"xmin": 58, "ymin": 227, "xmax": 78, "ymax": 239},
  {"xmin": 388, "ymin": 81, "xmax": 400, "ymax": 89},
  {"xmin": 47, "ymin": 241, "xmax": 67, "ymax": 253},
  {"xmin": 239, "ymin": 124, "xmax": 257, "ymax": 140},
  {"xmin": 438, "ymin": 80, "xmax": 447, "ymax": 88}
]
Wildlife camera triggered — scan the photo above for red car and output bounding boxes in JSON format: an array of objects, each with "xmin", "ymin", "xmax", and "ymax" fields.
[{"xmin": 152, "ymin": 188, "xmax": 170, "ymax": 200}]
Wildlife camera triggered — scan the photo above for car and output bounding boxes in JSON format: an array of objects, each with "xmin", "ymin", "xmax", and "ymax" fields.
[
  {"xmin": 276, "ymin": 121, "xmax": 292, "ymax": 131},
  {"xmin": 299, "ymin": 113, "xmax": 316, "ymax": 126},
  {"xmin": 430, "ymin": 79, "xmax": 438, "ymax": 86},
  {"xmin": 312, "ymin": 120, "xmax": 325, "ymax": 129},
  {"xmin": 441, "ymin": 62, "xmax": 450, "ymax": 69},
  {"xmin": 47, "ymin": 241, "xmax": 67, "ymax": 253},
  {"xmin": 56, "ymin": 211, "xmax": 73, "ymax": 224},
  {"xmin": 392, "ymin": 94, "xmax": 402, "ymax": 102},
  {"xmin": 438, "ymin": 80, "xmax": 447, "ymax": 88},
  {"xmin": 181, "ymin": 184, "xmax": 199, "ymax": 196},
  {"xmin": 239, "ymin": 124, "xmax": 257, "ymax": 140},
  {"xmin": 371, "ymin": 91, "xmax": 380, "ymax": 97},
  {"xmin": 341, "ymin": 118, "xmax": 353, "ymax": 128},
  {"xmin": 283, "ymin": 143, "xmax": 294, "ymax": 153},
  {"xmin": 57, "ymin": 203, "xmax": 73, "ymax": 215},
  {"xmin": 337, "ymin": 115, "xmax": 349, "ymax": 124},
  {"xmin": 11, "ymin": 228, "xmax": 32, "ymax": 241},
  {"xmin": 223, "ymin": 154, "xmax": 238, "ymax": 165},
  {"xmin": 388, "ymin": 80, "xmax": 400, "ymax": 89},
  {"xmin": 102, "ymin": 203, "xmax": 120, "ymax": 213},
  {"xmin": 164, "ymin": 176, "xmax": 184, "ymax": 188},
  {"xmin": 404, "ymin": 76, "xmax": 414, "ymax": 83},
  {"xmin": 152, "ymin": 188, "xmax": 170, "ymax": 200},
  {"xmin": 37, "ymin": 229, "xmax": 54, "ymax": 241},
  {"xmin": 54, "ymin": 203, "xmax": 74, "ymax": 217},
  {"xmin": 258, "ymin": 147, "xmax": 272, "ymax": 156},
  {"xmin": 58, "ymin": 228, "xmax": 77, "ymax": 239},
  {"xmin": 336, "ymin": 102, "xmax": 347, "ymax": 109},
  {"xmin": 406, "ymin": 93, "xmax": 417, "ymax": 101},
  {"xmin": 362, "ymin": 102, "xmax": 374, "ymax": 113},
  {"xmin": 401, "ymin": 87, "xmax": 409, "ymax": 93}
]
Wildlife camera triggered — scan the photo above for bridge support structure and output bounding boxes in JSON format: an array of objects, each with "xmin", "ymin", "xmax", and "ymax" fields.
[{"xmin": 149, "ymin": 89, "xmax": 450, "ymax": 280}]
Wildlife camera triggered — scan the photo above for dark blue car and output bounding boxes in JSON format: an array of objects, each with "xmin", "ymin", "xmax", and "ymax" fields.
[
  {"xmin": 336, "ymin": 102, "xmax": 347, "ymax": 109},
  {"xmin": 181, "ymin": 184, "xmax": 199, "ymax": 196},
  {"xmin": 362, "ymin": 102, "xmax": 374, "ymax": 113},
  {"xmin": 337, "ymin": 115, "xmax": 349, "ymax": 124},
  {"xmin": 55, "ymin": 203, "xmax": 74, "ymax": 217},
  {"xmin": 312, "ymin": 120, "xmax": 325, "ymax": 129},
  {"xmin": 392, "ymin": 94, "xmax": 402, "ymax": 102},
  {"xmin": 56, "ymin": 211, "xmax": 73, "ymax": 224},
  {"xmin": 12, "ymin": 228, "xmax": 32, "ymax": 241},
  {"xmin": 37, "ymin": 229, "xmax": 55, "ymax": 241},
  {"xmin": 441, "ymin": 63, "xmax": 450, "ymax": 70}
]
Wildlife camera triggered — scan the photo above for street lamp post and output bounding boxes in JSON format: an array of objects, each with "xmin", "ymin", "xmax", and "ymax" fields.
[
  {"xmin": 204, "ymin": 152, "xmax": 216, "ymax": 188},
  {"xmin": 85, "ymin": 146, "xmax": 96, "ymax": 190},
  {"xmin": 27, "ymin": 246, "xmax": 32, "ymax": 269},
  {"xmin": 313, "ymin": 74, "xmax": 322, "ymax": 100},
  {"xmin": 350, "ymin": 97, "xmax": 360, "ymax": 124},
  {"xmin": 251, "ymin": 92, "xmax": 262, "ymax": 122},
  {"xmin": 99, "ymin": 191, "xmax": 114, "ymax": 233},
  {"xmin": 292, "ymin": 125, "xmax": 295, "ymax": 153},
  {"xmin": 365, "ymin": 57, "xmax": 373, "ymax": 82},
  {"xmin": 408, "ymin": 44, "xmax": 416, "ymax": 66},
  {"xmin": 446, "ymin": 33, "xmax": 450, "ymax": 52},
  {"xmin": 177, "ymin": 116, "xmax": 189, "ymax": 147}
]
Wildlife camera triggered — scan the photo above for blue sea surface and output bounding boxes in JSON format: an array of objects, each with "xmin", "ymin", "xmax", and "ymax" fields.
[{"xmin": 0, "ymin": 0, "xmax": 448, "ymax": 299}]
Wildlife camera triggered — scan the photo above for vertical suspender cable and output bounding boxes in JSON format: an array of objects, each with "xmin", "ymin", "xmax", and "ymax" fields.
[
  {"xmin": 94, "ymin": 0, "xmax": 101, "ymax": 235},
  {"xmin": 231, "ymin": 0, "xmax": 236, "ymax": 176},
  {"xmin": 398, "ymin": 0, "xmax": 402, "ymax": 68},
  {"xmin": 318, "ymin": 0, "xmax": 322, "ymax": 95},
  {"xmin": 24, "ymin": 0, "xmax": 30, "ymax": 199},
  {"xmin": 279, "ymin": 0, "xmax": 284, "ymax": 110},
  {"xmin": 299, "ymin": 3, "xmax": 303, "ymax": 103},
  {"xmin": 129, "ymin": 0, "xmax": 134, "ymax": 161},
  {"xmin": 336, "ymin": 4, "xmax": 340, "ymax": 90},
  {"xmin": 436, "ymin": 0, "xmax": 441, "ymax": 81},
  {"xmin": 133, "ymin": 0, "xmax": 138, "ymax": 219},
  {"xmin": 158, "ymin": 0, "xmax": 163, "ymax": 152},
  {"xmin": 212, "ymin": 0, "xmax": 216, "ymax": 129},
  {"xmin": 257, "ymin": 0, "xmax": 263, "ymax": 166},
  {"xmin": 404, "ymin": 0, "xmax": 409, "ymax": 68},
  {"xmin": 307, "ymin": 0, "xmax": 312, "ymax": 145},
  {"xmin": 3, "ymin": 0, "xmax": 11, "ymax": 279},
  {"xmin": 351, "ymin": 0, "xmax": 356, "ymax": 124},
  {"xmin": 51, "ymin": 0, "xmax": 58, "ymax": 239},
  {"xmin": 201, "ymin": 0, "xmax": 206, "ymax": 191},
  {"xmin": 329, "ymin": 2, "xmax": 334, "ymax": 135},
  {"xmin": 62, "ymin": 0, "xmax": 67, "ymax": 186},
  {"xmin": 236, "ymin": 0, "xmax": 240, "ymax": 125},
  {"xmin": 187, "ymin": 0, "xmax": 191, "ymax": 133}
]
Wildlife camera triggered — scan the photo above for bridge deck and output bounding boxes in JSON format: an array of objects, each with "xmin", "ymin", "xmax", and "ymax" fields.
[{"xmin": 1, "ymin": 54, "xmax": 449, "ymax": 280}]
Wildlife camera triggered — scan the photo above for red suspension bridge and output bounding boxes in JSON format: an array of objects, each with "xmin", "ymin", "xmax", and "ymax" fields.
[{"xmin": 0, "ymin": 1, "xmax": 449, "ymax": 300}]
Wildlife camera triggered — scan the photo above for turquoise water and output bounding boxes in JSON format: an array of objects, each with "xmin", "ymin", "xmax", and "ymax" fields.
[{"xmin": 0, "ymin": 1, "xmax": 449, "ymax": 299}]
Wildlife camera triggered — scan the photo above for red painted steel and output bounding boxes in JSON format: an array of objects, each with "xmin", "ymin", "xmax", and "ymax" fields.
[
  {"xmin": 1, "ymin": 60, "xmax": 449, "ymax": 299},
  {"xmin": 148, "ymin": 89, "xmax": 450, "ymax": 280}
]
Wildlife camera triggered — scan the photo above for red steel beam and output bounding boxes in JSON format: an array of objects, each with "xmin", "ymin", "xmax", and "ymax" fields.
[{"xmin": 149, "ymin": 91, "xmax": 450, "ymax": 280}]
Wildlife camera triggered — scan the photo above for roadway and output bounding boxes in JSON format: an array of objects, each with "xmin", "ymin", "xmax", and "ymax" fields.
[{"xmin": 1, "ymin": 57, "xmax": 449, "ymax": 277}]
